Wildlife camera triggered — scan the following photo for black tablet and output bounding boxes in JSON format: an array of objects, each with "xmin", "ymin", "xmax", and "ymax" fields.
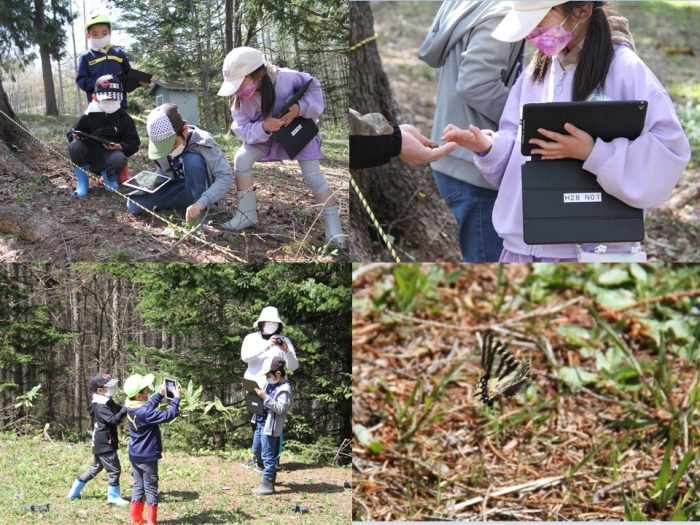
[
  {"xmin": 73, "ymin": 130, "xmax": 117, "ymax": 146},
  {"xmin": 276, "ymin": 78, "xmax": 313, "ymax": 118},
  {"xmin": 521, "ymin": 100, "xmax": 648, "ymax": 157}
]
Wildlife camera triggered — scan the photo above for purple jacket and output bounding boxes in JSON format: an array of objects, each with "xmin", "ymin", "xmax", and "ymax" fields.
[
  {"xmin": 231, "ymin": 68, "xmax": 324, "ymax": 161},
  {"xmin": 475, "ymin": 44, "xmax": 691, "ymax": 260}
]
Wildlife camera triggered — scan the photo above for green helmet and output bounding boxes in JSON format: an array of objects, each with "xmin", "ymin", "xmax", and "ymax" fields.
[
  {"xmin": 123, "ymin": 373, "xmax": 154, "ymax": 399},
  {"xmin": 85, "ymin": 13, "xmax": 111, "ymax": 31}
]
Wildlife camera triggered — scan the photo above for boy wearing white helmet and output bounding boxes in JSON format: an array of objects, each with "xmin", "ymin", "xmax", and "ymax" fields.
[
  {"xmin": 217, "ymin": 47, "xmax": 345, "ymax": 247},
  {"xmin": 124, "ymin": 374, "xmax": 181, "ymax": 525}
]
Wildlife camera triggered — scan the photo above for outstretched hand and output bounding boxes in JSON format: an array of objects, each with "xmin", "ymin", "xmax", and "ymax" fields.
[
  {"xmin": 441, "ymin": 124, "xmax": 493, "ymax": 154},
  {"xmin": 399, "ymin": 124, "xmax": 456, "ymax": 166}
]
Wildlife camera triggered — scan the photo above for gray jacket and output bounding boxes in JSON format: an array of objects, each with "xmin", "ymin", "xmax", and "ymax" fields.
[
  {"xmin": 153, "ymin": 125, "xmax": 234, "ymax": 208},
  {"xmin": 418, "ymin": 1, "xmax": 524, "ymax": 189},
  {"xmin": 250, "ymin": 381, "xmax": 292, "ymax": 437}
]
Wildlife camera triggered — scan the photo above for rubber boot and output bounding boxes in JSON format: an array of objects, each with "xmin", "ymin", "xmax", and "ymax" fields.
[
  {"xmin": 73, "ymin": 166, "xmax": 90, "ymax": 197},
  {"xmin": 252, "ymin": 476, "xmax": 275, "ymax": 495},
  {"xmin": 67, "ymin": 478, "xmax": 86, "ymax": 499},
  {"xmin": 117, "ymin": 164, "xmax": 130, "ymax": 185},
  {"xmin": 146, "ymin": 504, "xmax": 158, "ymax": 525},
  {"xmin": 322, "ymin": 204, "xmax": 345, "ymax": 247},
  {"xmin": 101, "ymin": 170, "xmax": 119, "ymax": 192},
  {"xmin": 222, "ymin": 190, "xmax": 257, "ymax": 230},
  {"xmin": 107, "ymin": 484, "xmax": 130, "ymax": 507},
  {"xmin": 130, "ymin": 501, "xmax": 146, "ymax": 524}
]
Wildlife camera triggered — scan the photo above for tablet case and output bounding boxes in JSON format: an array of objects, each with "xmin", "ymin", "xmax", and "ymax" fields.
[
  {"xmin": 521, "ymin": 100, "xmax": 648, "ymax": 157},
  {"xmin": 521, "ymin": 100, "xmax": 647, "ymax": 245},
  {"xmin": 241, "ymin": 378, "xmax": 260, "ymax": 393},
  {"xmin": 73, "ymin": 130, "xmax": 117, "ymax": 145},
  {"xmin": 246, "ymin": 392, "xmax": 264, "ymax": 415},
  {"xmin": 116, "ymin": 68, "xmax": 153, "ymax": 93},
  {"xmin": 522, "ymin": 160, "xmax": 644, "ymax": 244},
  {"xmin": 272, "ymin": 78, "xmax": 319, "ymax": 159}
]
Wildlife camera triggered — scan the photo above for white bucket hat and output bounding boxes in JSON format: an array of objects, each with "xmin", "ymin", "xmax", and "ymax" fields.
[
  {"xmin": 217, "ymin": 47, "xmax": 265, "ymax": 96},
  {"xmin": 254, "ymin": 306, "xmax": 284, "ymax": 329},
  {"xmin": 492, "ymin": 1, "xmax": 568, "ymax": 42}
]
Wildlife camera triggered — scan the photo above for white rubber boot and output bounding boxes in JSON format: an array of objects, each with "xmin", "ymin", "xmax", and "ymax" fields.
[
  {"xmin": 222, "ymin": 190, "xmax": 258, "ymax": 230},
  {"xmin": 322, "ymin": 204, "xmax": 345, "ymax": 247}
]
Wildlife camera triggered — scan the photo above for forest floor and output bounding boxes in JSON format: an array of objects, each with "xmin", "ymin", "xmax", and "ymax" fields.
[
  {"xmin": 352, "ymin": 263, "xmax": 700, "ymax": 521},
  {"xmin": 0, "ymin": 434, "xmax": 351, "ymax": 525},
  {"xmin": 0, "ymin": 115, "xmax": 349, "ymax": 262},
  {"xmin": 368, "ymin": 1, "xmax": 700, "ymax": 262}
]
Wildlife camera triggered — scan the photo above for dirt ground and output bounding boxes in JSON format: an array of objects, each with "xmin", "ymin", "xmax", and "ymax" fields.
[
  {"xmin": 369, "ymin": 1, "xmax": 700, "ymax": 262},
  {"xmin": 0, "ymin": 125, "xmax": 349, "ymax": 263}
]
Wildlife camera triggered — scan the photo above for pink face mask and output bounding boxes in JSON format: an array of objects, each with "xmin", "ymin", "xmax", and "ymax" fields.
[
  {"xmin": 526, "ymin": 17, "xmax": 578, "ymax": 57},
  {"xmin": 235, "ymin": 81, "xmax": 257, "ymax": 100}
]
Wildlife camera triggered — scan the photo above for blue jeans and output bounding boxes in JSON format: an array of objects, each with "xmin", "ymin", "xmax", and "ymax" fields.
[
  {"xmin": 253, "ymin": 423, "xmax": 280, "ymax": 480},
  {"xmin": 127, "ymin": 152, "xmax": 208, "ymax": 215},
  {"xmin": 433, "ymin": 171, "xmax": 502, "ymax": 262}
]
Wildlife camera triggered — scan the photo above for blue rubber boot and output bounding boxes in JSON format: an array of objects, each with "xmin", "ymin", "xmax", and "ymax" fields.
[
  {"xmin": 101, "ymin": 170, "xmax": 119, "ymax": 192},
  {"xmin": 107, "ymin": 484, "xmax": 129, "ymax": 507},
  {"xmin": 67, "ymin": 478, "xmax": 86, "ymax": 499},
  {"xmin": 73, "ymin": 166, "xmax": 90, "ymax": 197}
]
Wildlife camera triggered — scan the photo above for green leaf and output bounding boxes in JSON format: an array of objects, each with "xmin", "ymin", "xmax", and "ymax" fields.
[
  {"xmin": 558, "ymin": 366, "xmax": 598, "ymax": 387},
  {"xmin": 596, "ymin": 290, "xmax": 637, "ymax": 310},
  {"xmin": 555, "ymin": 325, "xmax": 591, "ymax": 346},
  {"xmin": 353, "ymin": 424, "xmax": 385, "ymax": 454},
  {"xmin": 597, "ymin": 267, "xmax": 631, "ymax": 285}
]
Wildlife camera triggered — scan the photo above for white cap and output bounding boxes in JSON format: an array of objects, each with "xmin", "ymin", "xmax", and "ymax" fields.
[
  {"xmin": 254, "ymin": 306, "xmax": 284, "ymax": 329},
  {"xmin": 217, "ymin": 47, "xmax": 265, "ymax": 96},
  {"xmin": 492, "ymin": 1, "xmax": 568, "ymax": 42}
]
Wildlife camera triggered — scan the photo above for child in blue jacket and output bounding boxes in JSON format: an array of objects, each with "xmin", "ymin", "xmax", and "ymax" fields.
[{"xmin": 124, "ymin": 374, "xmax": 180, "ymax": 525}]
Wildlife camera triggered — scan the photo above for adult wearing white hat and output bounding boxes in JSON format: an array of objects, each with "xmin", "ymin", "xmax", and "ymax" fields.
[
  {"xmin": 217, "ymin": 47, "xmax": 345, "ymax": 247},
  {"xmin": 240, "ymin": 306, "xmax": 299, "ymax": 470},
  {"xmin": 441, "ymin": 1, "xmax": 690, "ymax": 262}
]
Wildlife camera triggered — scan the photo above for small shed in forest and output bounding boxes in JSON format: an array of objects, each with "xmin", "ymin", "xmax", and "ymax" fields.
[{"xmin": 148, "ymin": 80, "xmax": 203, "ymax": 126}]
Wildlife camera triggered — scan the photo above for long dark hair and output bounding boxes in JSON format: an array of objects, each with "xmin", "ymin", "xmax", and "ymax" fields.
[
  {"xmin": 529, "ymin": 1, "xmax": 614, "ymax": 101},
  {"xmin": 231, "ymin": 63, "xmax": 276, "ymax": 118}
]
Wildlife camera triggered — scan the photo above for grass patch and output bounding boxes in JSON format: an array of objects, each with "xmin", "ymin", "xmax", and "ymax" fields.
[
  {"xmin": 0, "ymin": 434, "xmax": 350, "ymax": 525},
  {"xmin": 353, "ymin": 263, "xmax": 700, "ymax": 521}
]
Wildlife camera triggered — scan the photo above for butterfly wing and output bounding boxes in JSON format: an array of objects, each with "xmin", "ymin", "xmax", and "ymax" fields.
[{"xmin": 474, "ymin": 333, "xmax": 531, "ymax": 406}]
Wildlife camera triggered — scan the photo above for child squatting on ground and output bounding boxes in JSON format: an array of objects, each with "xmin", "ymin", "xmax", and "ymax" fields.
[
  {"xmin": 251, "ymin": 356, "xmax": 293, "ymax": 495},
  {"xmin": 68, "ymin": 74, "xmax": 140, "ymax": 196},
  {"xmin": 441, "ymin": 0, "xmax": 691, "ymax": 262},
  {"xmin": 126, "ymin": 103, "xmax": 234, "ymax": 222},
  {"xmin": 216, "ymin": 46, "xmax": 345, "ymax": 247},
  {"xmin": 124, "ymin": 374, "xmax": 181, "ymax": 525},
  {"xmin": 67, "ymin": 372, "xmax": 130, "ymax": 506}
]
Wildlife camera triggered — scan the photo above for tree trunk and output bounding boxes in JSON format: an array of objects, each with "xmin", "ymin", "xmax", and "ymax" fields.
[
  {"xmin": 349, "ymin": 1, "xmax": 459, "ymax": 262},
  {"xmin": 34, "ymin": 0, "xmax": 59, "ymax": 116},
  {"xmin": 0, "ymin": 80, "xmax": 30, "ymax": 148}
]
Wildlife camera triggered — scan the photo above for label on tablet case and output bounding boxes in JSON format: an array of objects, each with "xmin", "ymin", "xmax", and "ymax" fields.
[
  {"xmin": 563, "ymin": 192, "xmax": 602, "ymax": 203},
  {"xmin": 291, "ymin": 124, "xmax": 303, "ymax": 136}
]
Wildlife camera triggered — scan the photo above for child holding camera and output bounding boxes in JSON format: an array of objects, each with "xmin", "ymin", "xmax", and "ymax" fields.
[
  {"xmin": 240, "ymin": 306, "xmax": 298, "ymax": 471},
  {"xmin": 251, "ymin": 356, "xmax": 293, "ymax": 495},
  {"xmin": 124, "ymin": 374, "xmax": 181, "ymax": 525}
]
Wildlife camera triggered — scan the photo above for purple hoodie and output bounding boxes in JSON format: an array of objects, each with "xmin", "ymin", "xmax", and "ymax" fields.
[
  {"xmin": 231, "ymin": 67, "xmax": 324, "ymax": 161},
  {"xmin": 474, "ymin": 44, "xmax": 691, "ymax": 260}
]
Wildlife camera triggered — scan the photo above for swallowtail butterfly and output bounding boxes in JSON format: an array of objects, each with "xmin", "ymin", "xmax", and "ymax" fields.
[{"xmin": 474, "ymin": 332, "xmax": 531, "ymax": 406}]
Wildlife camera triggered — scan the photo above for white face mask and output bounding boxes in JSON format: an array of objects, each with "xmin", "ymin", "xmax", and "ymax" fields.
[
  {"xmin": 262, "ymin": 322, "xmax": 279, "ymax": 335},
  {"xmin": 99, "ymin": 100, "xmax": 121, "ymax": 114},
  {"xmin": 103, "ymin": 386, "xmax": 116, "ymax": 398},
  {"xmin": 170, "ymin": 141, "xmax": 186, "ymax": 158},
  {"xmin": 266, "ymin": 376, "xmax": 278, "ymax": 385},
  {"xmin": 90, "ymin": 35, "xmax": 111, "ymax": 51}
]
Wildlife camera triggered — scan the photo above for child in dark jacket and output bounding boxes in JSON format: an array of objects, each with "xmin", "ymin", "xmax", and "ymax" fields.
[
  {"xmin": 67, "ymin": 372, "xmax": 130, "ymax": 506},
  {"xmin": 68, "ymin": 74, "xmax": 140, "ymax": 197},
  {"xmin": 124, "ymin": 374, "xmax": 180, "ymax": 525},
  {"xmin": 76, "ymin": 13, "xmax": 133, "ymax": 108}
]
